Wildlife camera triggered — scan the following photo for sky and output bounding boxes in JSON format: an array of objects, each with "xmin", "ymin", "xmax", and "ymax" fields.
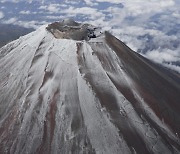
[{"xmin": 0, "ymin": 0, "xmax": 180, "ymax": 72}]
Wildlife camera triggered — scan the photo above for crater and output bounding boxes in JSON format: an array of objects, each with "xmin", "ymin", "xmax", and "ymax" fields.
[{"xmin": 46, "ymin": 19, "xmax": 102, "ymax": 41}]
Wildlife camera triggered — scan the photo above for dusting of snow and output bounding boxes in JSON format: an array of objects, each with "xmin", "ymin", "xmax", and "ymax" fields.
[{"xmin": 0, "ymin": 22, "xmax": 179, "ymax": 154}]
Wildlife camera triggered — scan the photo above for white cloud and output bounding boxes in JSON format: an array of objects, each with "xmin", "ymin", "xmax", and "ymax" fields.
[
  {"xmin": 1, "ymin": 0, "xmax": 44, "ymax": 3},
  {"xmin": 144, "ymin": 48, "xmax": 180, "ymax": 73},
  {"xmin": 1, "ymin": 17, "xmax": 46, "ymax": 29},
  {"xmin": 61, "ymin": 6, "xmax": 104, "ymax": 20},
  {"xmin": 145, "ymin": 49, "xmax": 180, "ymax": 63},
  {"xmin": 19, "ymin": 10, "xmax": 30, "ymax": 15},
  {"xmin": 119, "ymin": 0, "xmax": 175, "ymax": 16},
  {"xmin": 172, "ymin": 12, "xmax": 180, "ymax": 18},
  {"xmin": 2, "ymin": 17, "xmax": 17, "ymax": 24},
  {"xmin": 46, "ymin": 15, "xmax": 64, "ymax": 20},
  {"xmin": 16, "ymin": 20, "xmax": 48, "ymax": 29},
  {"xmin": 1, "ymin": 0, "xmax": 20, "ymax": 3},
  {"xmin": 39, "ymin": 4, "xmax": 60, "ymax": 13},
  {"xmin": 47, "ymin": 4, "xmax": 60, "ymax": 13},
  {"xmin": 39, "ymin": 5, "xmax": 47, "ymax": 10},
  {"xmin": 0, "ymin": 11, "xmax": 4, "ymax": 19},
  {"xmin": 64, "ymin": 0, "xmax": 79, "ymax": 5},
  {"xmin": 84, "ymin": 0, "xmax": 98, "ymax": 6},
  {"xmin": 95, "ymin": 0, "xmax": 121, "ymax": 4},
  {"xmin": 163, "ymin": 64, "xmax": 180, "ymax": 73}
]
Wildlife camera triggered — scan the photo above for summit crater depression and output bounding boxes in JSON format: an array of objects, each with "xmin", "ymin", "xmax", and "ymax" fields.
[{"xmin": 46, "ymin": 19, "xmax": 102, "ymax": 41}]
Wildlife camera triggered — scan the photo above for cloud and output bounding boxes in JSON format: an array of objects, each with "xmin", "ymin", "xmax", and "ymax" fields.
[
  {"xmin": 1, "ymin": 0, "xmax": 44, "ymax": 3},
  {"xmin": 95, "ymin": 0, "xmax": 121, "ymax": 4},
  {"xmin": 1, "ymin": 16, "xmax": 47, "ymax": 29},
  {"xmin": 144, "ymin": 49, "xmax": 180, "ymax": 73},
  {"xmin": 1, "ymin": 0, "xmax": 20, "ymax": 3},
  {"xmin": 15, "ymin": 20, "xmax": 48, "ymax": 29},
  {"xmin": 46, "ymin": 15, "xmax": 64, "ymax": 20},
  {"xmin": 61, "ymin": 6, "xmax": 105, "ymax": 20},
  {"xmin": 47, "ymin": 4, "xmax": 60, "ymax": 13},
  {"xmin": 172, "ymin": 12, "xmax": 180, "ymax": 18},
  {"xmin": 119, "ymin": 0, "xmax": 175, "ymax": 16},
  {"xmin": 145, "ymin": 49, "xmax": 180, "ymax": 63},
  {"xmin": 39, "ymin": 4, "xmax": 61, "ymax": 13},
  {"xmin": 163, "ymin": 64, "xmax": 180, "ymax": 73},
  {"xmin": 19, "ymin": 10, "xmax": 31, "ymax": 15},
  {"xmin": 84, "ymin": 0, "xmax": 98, "ymax": 6},
  {"xmin": 0, "ymin": 11, "xmax": 4, "ymax": 19},
  {"xmin": 2, "ymin": 17, "xmax": 17, "ymax": 24},
  {"xmin": 64, "ymin": 0, "xmax": 79, "ymax": 5}
]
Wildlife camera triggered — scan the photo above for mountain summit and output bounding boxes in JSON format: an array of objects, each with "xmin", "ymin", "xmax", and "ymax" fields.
[
  {"xmin": 46, "ymin": 19, "xmax": 101, "ymax": 40},
  {"xmin": 0, "ymin": 20, "xmax": 180, "ymax": 154}
]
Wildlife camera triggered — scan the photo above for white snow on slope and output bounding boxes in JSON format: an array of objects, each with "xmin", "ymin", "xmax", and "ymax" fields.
[{"xmin": 0, "ymin": 25, "xmax": 179, "ymax": 154}]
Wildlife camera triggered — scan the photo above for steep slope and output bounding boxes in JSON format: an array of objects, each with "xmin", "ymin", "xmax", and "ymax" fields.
[{"xmin": 0, "ymin": 21, "xmax": 180, "ymax": 154}]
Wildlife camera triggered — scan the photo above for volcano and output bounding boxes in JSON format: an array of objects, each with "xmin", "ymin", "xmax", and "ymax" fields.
[{"xmin": 0, "ymin": 19, "xmax": 180, "ymax": 154}]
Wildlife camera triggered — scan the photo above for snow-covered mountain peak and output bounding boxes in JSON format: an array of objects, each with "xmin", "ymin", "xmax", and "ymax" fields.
[
  {"xmin": 0, "ymin": 21, "xmax": 180, "ymax": 154},
  {"xmin": 46, "ymin": 19, "xmax": 102, "ymax": 41}
]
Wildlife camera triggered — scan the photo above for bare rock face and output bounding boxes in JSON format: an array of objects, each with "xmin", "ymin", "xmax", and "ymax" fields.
[
  {"xmin": 46, "ymin": 19, "xmax": 100, "ymax": 41},
  {"xmin": 0, "ymin": 20, "xmax": 180, "ymax": 154}
]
